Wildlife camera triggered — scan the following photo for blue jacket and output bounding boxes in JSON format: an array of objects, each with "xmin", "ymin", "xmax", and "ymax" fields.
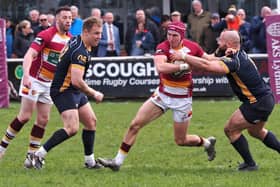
[
  {"xmin": 70, "ymin": 18, "xmax": 83, "ymax": 36},
  {"xmin": 97, "ymin": 23, "xmax": 121, "ymax": 57}
]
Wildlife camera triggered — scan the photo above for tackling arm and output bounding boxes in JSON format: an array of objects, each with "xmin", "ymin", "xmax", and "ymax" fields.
[{"xmin": 184, "ymin": 54, "xmax": 228, "ymax": 74}]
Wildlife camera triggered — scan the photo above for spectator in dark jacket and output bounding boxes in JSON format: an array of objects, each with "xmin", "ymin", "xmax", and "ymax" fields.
[
  {"xmin": 201, "ymin": 13, "xmax": 221, "ymax": 54},
  {"xmin": 34, "ymin": 14, "xmax": 51, "ymax": 36},
  {"xmin": 250, "ymin": 6, "xmax": 271, "ymax": 53},
  {"xmin": 130, "ymin": 22, "xmax": 155, "ymax": 56},
  {"xmin": 125, "ymin": 9, "xmax": 160, "ymax": 55},
  {"xmin": 237, "ymin": 9, "xmax": 251, "ymax": 52},
  {"xmin": 13, "ymin": 20, "xmax": 34, "ymax": 58}
]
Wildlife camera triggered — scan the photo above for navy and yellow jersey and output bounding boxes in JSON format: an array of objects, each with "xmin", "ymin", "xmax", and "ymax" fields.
[
  {"xmin": 220, "ymin": 50, "xmax": 272, "ymax": 104},
  {"xmin": 51, "ymin": 35, "xmax": 97, "ymax": 95}
]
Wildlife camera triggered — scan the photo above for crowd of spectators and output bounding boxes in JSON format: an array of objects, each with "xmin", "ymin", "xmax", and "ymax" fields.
[{"xmin": 2, "ymin": 1, "xmax": 280, "ymax": 58}]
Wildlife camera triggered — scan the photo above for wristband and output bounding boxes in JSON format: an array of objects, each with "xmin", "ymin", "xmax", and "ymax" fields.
[{"xmin": 179, "ymin": 63, "xmax": 189, "ymax": 71}]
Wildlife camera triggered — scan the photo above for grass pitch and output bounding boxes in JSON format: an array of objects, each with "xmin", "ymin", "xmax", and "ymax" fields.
[{"xmin": 0, "ymin": 99, "xmax": 280, "ymax": 187}]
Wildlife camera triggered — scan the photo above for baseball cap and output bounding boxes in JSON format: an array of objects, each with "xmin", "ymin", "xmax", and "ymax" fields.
[{"xmin": 211, "ymin": 13, "xmax": 220, "ymax": 19}]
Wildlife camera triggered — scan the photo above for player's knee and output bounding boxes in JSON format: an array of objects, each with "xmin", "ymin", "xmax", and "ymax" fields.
[
  {"xmin": 128, "ymin": 120, "xmax": 142, "ymax": 134},
  {"xmin": 224, "ymin": 126, "xmax": 231, "ymax": 137},
  {"xmin": 65, "ymin": 126, "xmax": 79, "ymax": 136}
]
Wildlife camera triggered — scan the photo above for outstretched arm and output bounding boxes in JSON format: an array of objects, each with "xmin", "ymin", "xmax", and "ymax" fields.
[{"xmin": 184, "ymin": 54, "xmax": 228, "ymax": 74}]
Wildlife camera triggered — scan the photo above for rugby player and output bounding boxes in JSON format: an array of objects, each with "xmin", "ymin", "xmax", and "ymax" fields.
[
  {"xmin": 32, "ymin": 16, "xmax": 104, "ymax": 169},
  {"xmin": 179, "ymin": 30, "xmax": 280, "ymax": 171},
  {"xmin": 0, "ymin": 6, "xmax": 72, "ymax": 168},
  {"xmin": 97, "ymin": 21, "xmax": 216, "ymax": 171}
]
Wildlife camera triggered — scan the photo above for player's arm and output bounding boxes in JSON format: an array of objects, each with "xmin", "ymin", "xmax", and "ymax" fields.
[
  {"xmin": 71, "ymin": 66, "xmax": 104, "ymax": 103},
  {"xmin": 154, "ymin": 55, "xmax": 190, "ymax": 74},
  {"xmin": 22, "ymin": 48, "xmax": 39, "ymax": 88},
  {"xmin": 184, "ymin": 54, "xmax": 228, "ymax": 74}
]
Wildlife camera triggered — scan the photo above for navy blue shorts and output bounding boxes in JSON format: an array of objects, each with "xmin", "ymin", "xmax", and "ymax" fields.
[
  {"xmin": 51, "ymin": 91, "xmax": 88, "ymax": 113},
  {"xmin": 239, "ymin": 93, "xmax": 275, "ymax": 124}
]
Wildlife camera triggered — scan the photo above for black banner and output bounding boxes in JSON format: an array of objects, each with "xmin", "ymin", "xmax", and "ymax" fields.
[{"xmin": 7, "ymin": 55, "xmax": 269, "ymax": 99}]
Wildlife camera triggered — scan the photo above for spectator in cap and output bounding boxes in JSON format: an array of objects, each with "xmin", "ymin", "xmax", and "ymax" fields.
[{"xmin": 200, "ymin": 13, "xmax": 221, "ymax": 54}]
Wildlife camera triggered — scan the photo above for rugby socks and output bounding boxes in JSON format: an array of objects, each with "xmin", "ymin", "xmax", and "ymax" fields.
[
  {"xmin": 42, "ymin": 128, "xmax": 69, "ymax": 153},
  {"xmin": 0, "ymin": 117, "xmax": 27, "ymax": 153},
  {"xmin": 28, "ymin": 124, "xmax": 45, "ymax": 154},
  {"xmin": 231, "ymin": 134, "xmax": 256, "ymax": 166},
  {"xmin": 82, "ymin": 129, "xmax": 95, "ymax": 156},
  {"xmin": 115, "ymin": 142, "xmax": 131, "ymax": 165},
  {"xmin": 263, "ymin": 131, "xmax": 280, "ymax": 153}
]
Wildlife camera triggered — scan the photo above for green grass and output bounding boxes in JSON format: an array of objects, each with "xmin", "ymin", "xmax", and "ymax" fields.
[{"xmin": 0, "ymin": 99, "xmax": 280, "ymax": 187}]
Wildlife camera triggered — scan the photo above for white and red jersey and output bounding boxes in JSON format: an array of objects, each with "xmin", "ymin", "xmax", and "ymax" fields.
[
  {"xmin": 29, "ymin": 26, "xmax": 71, "ymax": 82},
  {"xmin": 154, "ymin": 39, "xmax": 204, "ymax": 98}
]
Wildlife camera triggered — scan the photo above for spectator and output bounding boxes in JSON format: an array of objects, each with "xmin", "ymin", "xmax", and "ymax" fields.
[
  {"xmin": 250, "ymin": 6, "xmax": 272, "ymax": 53},
  {"xmin": 28, "ymin": 9, "xmax": 40, "ymax": 31},
  {"xmin": 125, "ymin": 9, "xmax": 160, "ymax": 55},
  {"xmin": 130, "ymin": 22, "xmax": 155, "ymax": 56},
  {"xmin": 13, "ymin": 20, "xmax": 34, "ymax": 58},
  {"xmin": 212, "ymin": 5, "xmax": 241, "ymax": 32},
  {"xmin": 69, "ymin": 5, "xmax": 83, "ymax": 36},
  {"xmin": 201, "ymin": 13, "xmax": 220, "ymax": 54},
  {"xmin": 91, "ymin": 8, "xmax": 101, "ymax": 18},
  {"xmin": 47, "ymin": 13, "xmax": 55, "ymax": 26},
  {"xmin": 34, "ymin": 14, "xmax": 51, "ymax": 36},
  {"xmin": 5, "ymin": 17, "xmax": 15, "ymax": 58},
  {"xmin": 171, "ymin": 11, "xmax": 182, "ymax": 22},
  {"xmin": 159, "ymin": 14, "xmax": 171, "ymax": 43},
  {"xmin": 237, "ymin": 9, "xmax": 251, "ymax": 52},
  {"xmin": 187, "ymin": 0, "xmax": 211, "ymax": 44},
  {"xmin": 98, "ymin": 12, "xmax": 121, "ymax": 57}
]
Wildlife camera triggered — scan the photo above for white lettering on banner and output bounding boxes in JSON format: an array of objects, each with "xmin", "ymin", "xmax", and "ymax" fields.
[
  {"xmin": 193, "ymin": 76, "xmax": 214, "ymax": 86},
  {"xmin": 275, "ymin": 71, "xmax": 280, "ymax": 94},
  {"xmin": 86, "ymin": 62, "xmax": 158, "ymax": 78},
  {"xmin": 271, "ymin": 39, "xmax": 280, "ymax": 57},
  {"xmin": 85, "ymin": 77, "xmax": 159, "ymax": 87}
]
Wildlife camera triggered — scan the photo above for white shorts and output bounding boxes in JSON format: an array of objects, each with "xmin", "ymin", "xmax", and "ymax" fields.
[
  {"xmin": 150, "ymin": 88, "xmax": 192, "ymax": 123},
  {"xmin": 19, "ymin": 76, "xmax": 53, "ymax": 104}
]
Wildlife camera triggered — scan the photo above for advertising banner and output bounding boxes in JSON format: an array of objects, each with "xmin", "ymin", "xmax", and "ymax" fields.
[
  {"xmin": 265, "ymin": 15, "xmax": 280, "ymax": 103},
  {"xmin": 7, "ymin": 55, "xmax": 269, "ymax": 99},
  {"xmin": 0, "ymin": 19, "xmax": 9, "ymax": 108}
]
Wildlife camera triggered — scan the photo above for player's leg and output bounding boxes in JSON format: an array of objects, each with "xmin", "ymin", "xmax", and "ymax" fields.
[
  {"xmin": 24, "ymin": 102, "xmax": 51, "ymax": 168},
  {"xmin": 173, "ymin": 119, "xmax": 216, "ymax": 161},
  {"xmin": 32, "ymin": 92, "xmax": 80, "ymax": 169},
  {"xmin": 98, "ymin": 99, "xmax": 163, "ymax": 171},
  {"xmin": 171, "ymin": 96, "xmax": 216, "ymax": 161},
  {"xmin": 224, "ymin": 109, "xmax": 258, "ymax": 171},
  {"xmin": 79, "ymin": 101, "xmax": 102, "ymax": 169},
  {"xmin": 0, "ymin": 97, "xmax": 35, "ymax": 159},
  {"xmin": 246, "ymin": 93, "xmax": 280, "ymax": 154}
]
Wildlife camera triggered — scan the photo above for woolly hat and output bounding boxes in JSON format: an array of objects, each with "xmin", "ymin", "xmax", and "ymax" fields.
[{"xmin": 167, "ymin": 21, "xmax": 186, "ymax": 40}]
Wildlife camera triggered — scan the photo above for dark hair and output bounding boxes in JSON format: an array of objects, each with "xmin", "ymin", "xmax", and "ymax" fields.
[
  {"xmin": 55, "ymin": 6, "xmax": 71, "ymax": 16},
  {"xmin": 82, "ymin": 16, "xmax": 102, "ymax": 31}
]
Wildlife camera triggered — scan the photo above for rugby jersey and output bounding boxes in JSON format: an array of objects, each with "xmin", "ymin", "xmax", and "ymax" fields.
[
  {"xmin": 220, "ymin": 50, "xmax": 272, "ymax": 104},
  {"xmin": 29, "ymin": 26, "xmax": 71, "ymax": 82},
  {"xmin": 51, "ymin": 35, "xmax": 98, "ymax": 95},
  {"xmin": 154, "ymin": 39, "xmax": 204, "ymax": 97}
]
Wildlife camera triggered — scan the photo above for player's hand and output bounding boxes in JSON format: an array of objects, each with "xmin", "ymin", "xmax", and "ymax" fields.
[
  {"xmin": 22, "ymin": 74, "xmax": 31, "ymax": 89},
  {"xmin": 94, "ymin": 91, "xmax": 104, "ymax": 103},
  {"xmin": 225, "ymin": 48, "xmax": 237, "ymax": 56},
  {"xmin": 170, "ymin": 51, "xmax": 185, "ymax": 62}
]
